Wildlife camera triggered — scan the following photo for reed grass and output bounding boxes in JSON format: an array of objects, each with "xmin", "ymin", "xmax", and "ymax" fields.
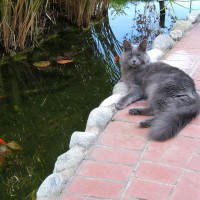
[
  {"xmin": 0, "ymin": 0, "xmax": 44, "ymax": 53},
  {"xmin": 64, "ymin": 0, "xmax": 110, "ymax": 27},
  {"xmin": 0, "ymin": 0, "xmax": 111, "ymax": 54}
]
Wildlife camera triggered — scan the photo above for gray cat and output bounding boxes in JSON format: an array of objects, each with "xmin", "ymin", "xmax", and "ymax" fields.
[{"xmin": 116, "ymin": 39, "xmax": 200, "ymax": 141}]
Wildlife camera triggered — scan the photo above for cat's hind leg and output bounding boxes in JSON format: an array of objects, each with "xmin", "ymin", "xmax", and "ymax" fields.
[
  {"xmin": 129, "ymin": 107, "xmax": 154, "ymax": 116},
  {"xmin": 140, "ymin": 117, "xmax": 156, "ymax": 128}
]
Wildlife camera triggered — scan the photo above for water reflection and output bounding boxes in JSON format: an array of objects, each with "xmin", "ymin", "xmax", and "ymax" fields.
[
  {"xmin": 109, "ymin": 0, "xmax": 200, "ymax": 47},
  {"xmin": 0, "ymin": 16, "xmax": 121, "ymax": 200}
]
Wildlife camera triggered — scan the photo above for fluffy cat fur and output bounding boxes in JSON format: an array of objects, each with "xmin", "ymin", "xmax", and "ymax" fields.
[{"xmin": 116, "ymin": 39, "xmax": 200, "ymax": 141}]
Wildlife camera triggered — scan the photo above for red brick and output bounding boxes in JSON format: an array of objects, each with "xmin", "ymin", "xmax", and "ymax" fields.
[
  {"xmin": 87, "ymin": 145, "xmax": 141, "ymax": 165},
  {"xmin": 187, "ymin": 155, "xmax": 200, "ymax": 171},
  {"xmin": 78, "ymin": 160, "xmax": 132, "ymax": 182},
  {"xmin": 171, "ymin": 47, "xmax": 200, "ymax": 55},
  {"xmin": 99, "ymin": 133, "xmax": 147, "ymax": 150},
  {"xmin": 191, "ymin": 115, "xmax": 200, "ymax": 125},
  {"xmin": 194, "ymin": 80, "xmax": 200, "ymax": 91},
  {"xmin": 162, "ymin": 136, "xmax": 199, "ymax": 167},
  {"xmin": 135, "ymin": 161, "xmax": 181, "ymax": 184},
  {"xmin": 180, "ymin": 123, "xmax": 200, "ymax": 138},
  {"xmin": 163, "ymin": 53, "xmax": 198, "ymax": 62},
  {"xmin": 193, "ymin": 71, "xmax": 200, "ymax": 80},
  {"xmin": 163, "ymin": 60, "xmax": 196, "ymax": 70},
  {"xmin": 124, "ymin": 178, "xmax": 172, "ymax": 200},
  {"xmin": 60, "ymin": 194, "xmax": 94, "ymax": 200},
  {"xmin": 66, "ymin": 177, "xmax": 125, "ymax": 199},
  {"xmin": 171, "ymin": 171, "xmax": 200, "ymax": 200},
  {"xmin": 98, "ymin": 121, "xmax": 148, "ymax": 150},
  {"xmin": 143, "ymin": 139, "xmax": 174, "ymax": 162},
  {"xmin": 101, "ymin": 121, "xmax": 148, "ymax": 137},
  {"xmin": 175, "ymin": 41, "xmax": 200, "ymax": 49},
  {"xmin": 197, "ymin": 144, "xmax": 200, "ymax": 154}
]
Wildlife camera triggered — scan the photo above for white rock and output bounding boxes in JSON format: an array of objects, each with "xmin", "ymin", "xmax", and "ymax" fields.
[
  {"xmin": 152, "ymin": 34, "xmax": 175, "ymax": 52},
  {"xmin": 53, "ymin": 146, "xmax": 84, "ymax": 173},
  {"xmin": 112, "ymin": 82, "xmax": 129, "ymax": 95},
  {"xmin": 37, "ymin": 173, "xmax": 63, "ymax": 200},
  {"xmin": 69, "ymin": 131, "xmax": 97, "ymax": 149},
  {"xmin": 85, "ymin": 107, "xmax": 114, "ymax": 132},
  {"xmin": 100, "ymin": 94, "xmax": 123, "ymax": 107},
  {"xmin": 59, "ymin": 168, "xmax": 74, "ymax": 183},
  {"xmin": 187, "ymin": 11, "xmax": 200, "ymax": 24},
  {"xmin": 172, "ymin": 20, "xmax": 192, "ymax": 33},
  {"xmin": 170, "ymin": 30, "xmax": 183, "ymax": 41},
  {"xmin": 148, "ymin": 48, "xmax": 164, "ymax": 62}
]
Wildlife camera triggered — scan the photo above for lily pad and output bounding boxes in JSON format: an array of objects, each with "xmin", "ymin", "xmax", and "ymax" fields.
[
  {"xmin": 57, "ymin": 60, "xmax": 73, "ymax": 64},
  {"xmin": 33, "ymin": 61, "xmax": 50, "ymax": 68},
  {"xmin": 7, "ymin": 141, "xmax": 22, "ymax": 150}
]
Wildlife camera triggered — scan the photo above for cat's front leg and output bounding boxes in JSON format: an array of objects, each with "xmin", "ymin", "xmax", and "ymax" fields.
[{"xmin": 115, "ymin": 88, "xmax": 142, "ymax": 110}]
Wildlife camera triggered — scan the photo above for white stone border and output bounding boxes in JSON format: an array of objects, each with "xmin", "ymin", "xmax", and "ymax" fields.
[{"xmin": 36, "ymin": 11, "xmax": 200, "ymax": 200}]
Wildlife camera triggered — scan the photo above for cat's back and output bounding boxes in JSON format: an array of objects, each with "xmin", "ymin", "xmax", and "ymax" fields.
[
  {"xmin": 143, "ymin": 62, "xmax": 196, "ymax": 100},
  {"xmin": 145, "ymin": 62, "xmax": 194, "ymax": 85}
]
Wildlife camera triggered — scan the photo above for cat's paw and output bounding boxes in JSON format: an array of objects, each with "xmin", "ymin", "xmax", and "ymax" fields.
[
  {"xmin": 129, "ymin": 108, "xmax": 141, "ymax": 115},
  {"xmin": 140, "ymin": 120, "xmax": 151, "ymax": 128},
  {"xmin": 115, "ymin": 102, "xmax": 125, "ymax": 110}
]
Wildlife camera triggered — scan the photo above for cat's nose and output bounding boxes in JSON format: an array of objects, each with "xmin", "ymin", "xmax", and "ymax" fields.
[{"xmin": 132, "ymin": 59, "xmax": 136, "ymax": 64}]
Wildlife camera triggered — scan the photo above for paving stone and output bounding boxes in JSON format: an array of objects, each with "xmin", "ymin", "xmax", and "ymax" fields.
[
  {"xmin": 60, "ymin": 194, "xmax": 94, "ymax": 200},
  {"xmin": 193, "ymin": 71, "xmax": 200, "ymax": 80},
  {"xmin": 87, "ymin": 145, "xmax": 141, "ymax": 165},
  {"xmin": 142, "ymin": 139, "xmax": 174, "ymax": 163},
  {"xmin": 162, "ymin": 136, "xmax": 199, "ymax": 167},
  {"xmin": 124, "ymin": 178, "xmax": 172, "ymax": 200},
  {"xmin": 187, "ymin": 155, "xmax": 200, "ymax": 171},
  {"xmin": 78, "ymin": 160, "xmax": 132, "ymax": 182},
  {"xmin": 135, "ymin": 161, "xmax": 181, "ymax": 184},
  {"xmin": 97, "ymin": 120, "xmax": 148, "ymax": 151},
  {"xmin": 171, "ymin": 171, "xmax": 200, "ymax": 200},
  {"xmin": 65, "ymin": 177, "xmax": 125, "ymax": 199},
  {"xmin": 180, "ymin": 123, "xmax": 200, "ymax": 138},
  {"xmin": 197, "ymin": 144, "xmax": 200, "ymax": 154}
]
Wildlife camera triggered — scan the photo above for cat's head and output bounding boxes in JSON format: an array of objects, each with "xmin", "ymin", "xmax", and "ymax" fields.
[{"xmin": 120, "ymin": 40, "xmax": 151, "ymax": 69}]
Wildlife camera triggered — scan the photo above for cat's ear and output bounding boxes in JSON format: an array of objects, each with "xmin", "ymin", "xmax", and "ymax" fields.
[
  {"xmin": 138, "ymin": 40, "xmax": 147, "ymax": 52},
  {"xmin": 123, "ymin": 40, "xmax": 132, "ymax": 51}
]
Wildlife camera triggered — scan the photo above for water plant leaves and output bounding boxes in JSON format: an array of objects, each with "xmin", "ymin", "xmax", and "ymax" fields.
[
  {"xmin": 33, "ymin": 61, "xmax": 50, "ymax": 68},
  {"xmin": 56, "ymin": 60, "xmax": 73, "ymax": 64}
]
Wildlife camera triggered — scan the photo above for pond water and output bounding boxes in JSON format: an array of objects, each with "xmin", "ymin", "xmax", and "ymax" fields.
[{"xmin": 0, "ymin": 1, "xmax": 199, "ymax": 199}]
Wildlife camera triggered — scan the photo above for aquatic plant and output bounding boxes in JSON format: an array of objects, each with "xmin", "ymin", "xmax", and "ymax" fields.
[
  {"xmin": 64, "ymin": 0, "xmax": 111, "ymax": 27},
  {"xmin": 0, "ymin": 0, "xmax": 111, "ymax": 54},
  {"xmin": 0, "ymin": 0, "xmax": 44, "ymax": 53}
]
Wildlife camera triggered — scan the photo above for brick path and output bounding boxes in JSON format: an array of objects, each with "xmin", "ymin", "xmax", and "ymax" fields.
[{"xmin": 60, "ymin": 24, "xmax": 200, "ymax": 200}]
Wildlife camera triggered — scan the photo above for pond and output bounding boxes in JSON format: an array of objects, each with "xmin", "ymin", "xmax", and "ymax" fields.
[{"xmin": 0, "ymin": 1, "xmax": 199, "ymax": 199}]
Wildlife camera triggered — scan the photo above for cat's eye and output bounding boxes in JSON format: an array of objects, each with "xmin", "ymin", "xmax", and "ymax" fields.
[{"xmin": 128, "ymin": 53, "xmax": 132, "ymax": 57}]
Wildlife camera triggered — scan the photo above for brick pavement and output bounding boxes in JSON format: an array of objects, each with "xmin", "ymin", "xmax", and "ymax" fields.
[{"xmin": 60, "ymin": 23, "xmax": 200, "ymax": 200}]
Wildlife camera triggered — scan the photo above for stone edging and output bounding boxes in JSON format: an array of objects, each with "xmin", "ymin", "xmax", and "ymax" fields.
[{"xmin": 36, "ymin": 11, "xmax": 200, "ymax": 200}]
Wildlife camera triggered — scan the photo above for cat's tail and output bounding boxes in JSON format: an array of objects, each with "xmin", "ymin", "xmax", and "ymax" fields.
[{"xmin": 149, "ymin": 96, "xmax": 200, "ymax": 141}]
